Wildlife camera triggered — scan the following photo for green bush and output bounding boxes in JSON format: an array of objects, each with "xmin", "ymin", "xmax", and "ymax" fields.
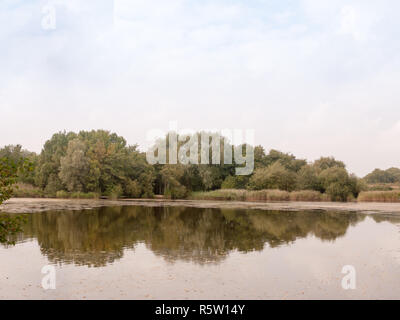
[
  {"xmin": 296, "ymin": 165, "xmax": 322, "ymax": 191},
  {"xmin": 318, "ymin": 167, "xmax": 356, "ymax": 202},
  {"xmin": 221, "ymin": 176, "xmax": 249, "ymax": 189},
  {"xmin": 107, "ymin": 185, "xmax": 123, "ymax": 200},
  {"xmin": 165, "ymin": 185, "xmax": 188, "ymax": 199},
  {"xmin": 248, "ymin": 163, "xmax": 297, "ymax": 192},
  {"xmin": 13, "ymin": 183, "xmax": 44, "ymax": 198},
  {"xmin": 325, "ymin": 182, "xmax": 351, "ymax": 202},
  {"xmin": 125, "ymin": 180, "xmax": 142, "ymax": 198},
  {"xmin": 56, "ymin": 190, "xmax": 70, "ymax": 198}
]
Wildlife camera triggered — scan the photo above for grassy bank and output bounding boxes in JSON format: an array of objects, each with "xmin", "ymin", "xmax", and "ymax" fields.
[
  {"xmin": 13, "ymin": 183, "xmax": 400, "ymax": 203},
  {"xmin": 12, "ymin": 184, "xmax": 100, "ymax": 200}
]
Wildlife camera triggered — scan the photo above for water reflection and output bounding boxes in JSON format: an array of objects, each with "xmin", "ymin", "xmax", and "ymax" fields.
[{"xmin": 5, "ymin": 206, "xmax": 381, "ymax": 267}]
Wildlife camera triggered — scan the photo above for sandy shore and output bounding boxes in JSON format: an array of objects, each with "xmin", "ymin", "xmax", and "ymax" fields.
[{"xmin": 2, "ymin": 197, "xmax": 400, "ymax": 215}]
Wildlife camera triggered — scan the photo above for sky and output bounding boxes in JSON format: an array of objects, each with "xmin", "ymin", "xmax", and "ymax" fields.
[{"xmin": 1, "ymin": 0, "xmax": 400, "ymax": 176}]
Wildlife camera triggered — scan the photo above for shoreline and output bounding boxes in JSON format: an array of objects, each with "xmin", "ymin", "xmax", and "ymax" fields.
[{"xmin": 2, "ymin": 197, "xmax": 400, "ymax": 215}]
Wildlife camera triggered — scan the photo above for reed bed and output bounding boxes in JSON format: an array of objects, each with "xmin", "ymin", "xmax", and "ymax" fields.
[
  {"xmin": 289, "ymin": 190, "xmax": 329, "ymax": 202},
  {"xmin": 357, "ymin": 191, "xmax": 400, "ymax": 202},
  {"xmin": 190, "ymin": 189, "xmax": 326, "ymax": 202}
]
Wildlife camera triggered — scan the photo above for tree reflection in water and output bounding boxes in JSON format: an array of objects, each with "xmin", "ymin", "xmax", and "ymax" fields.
[{"xmin": 16, "ymin": 206, "xmax": 371, "ymax": 267}]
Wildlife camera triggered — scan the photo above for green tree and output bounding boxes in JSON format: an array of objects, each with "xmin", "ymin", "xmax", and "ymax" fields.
[
  {"xmin": 160, "ymin": 165, "xmax": 188, "ymax": 199},
  {"xmin": 0, "ymin": 158, "xmax": 29, "ymax": 244},
  {"xmin": 221, "ymin": 175, "xmax": 249, "ymax": 189},
  {"xmin": 296, "ymin": 165, "xmax": 322, "ymax": 191},
  {"xmin": 0, "ymin": 145, "xmax": 38, "ymax": 185},
  {"xmin": 364, "ymin": 168, "xmax": 399, "ymax": 184},
  {"xmin": 59, "ymin": 139, "xmax": 90, "ymax": 192},
  {"xmin": 35, "ymin": 130, "xmax": 156, "ymax": 198},
  {"xmin": 314, "ymin": 157, "xmax": 346, "ymax": 171},
  {"xmin": 264, "ymin": 149, "xmax": 307, "ymax": 172},
  {"xmin": 318, "ymin": 167, "xmax": 353, "ymax": 201},
  {"xmin": 248, "ymin": 162, "xmax": 297, "ymax": 191},
  {"xmin": 35, "ymin": 131, "xmax": 77, "ymax": 195},
  {"xmin": 385, "ymin": 168, "xmax": 400, "ymax": 182}
]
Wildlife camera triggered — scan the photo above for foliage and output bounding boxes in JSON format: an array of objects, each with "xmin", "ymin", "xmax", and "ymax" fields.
[
  {"xmin": 34, "ymin": 130, "xmax": 155, "ymax": 199},
  {"xmin": 0, "ymin": 158, "xmax": 20, "ymax": 204},
  {"xmin": 248, "ymin": 162, "xmax": 297, "ymax": 191},
  {"xmin": 125, "ymin": 180, "xmax": 142, "ymax": 198},
  {"xmin": 318, "ymin": 167, "xmax": 357, "ymax": 201},
  {"xmin": 59, "ymin": 139, "xmax": 90, "ymax": 192},
  {"xmin": 296, "ymin": 165, "xmax": 322, "ymax": 191},
  {"xmin": 221, "ymin": 175, "xmax": 249, "ymax": 189},
  {"xmin": 160, "ymin": 165, "xmax": 188, "ymax": 199},
  {"xmin": 0, "ymin": 145, "xmax": 38, "ymax": 185},
  {"xmin": 0, "ymin": 215, "xmax": 26, "ymax": 245},
  {"xmin": 364, "ymin": 168, "xmax": 400, "ymax": 184},
  {"xmin": 314, "ymin": 157, "xmax": 346, "ymax": 171},
  {"xmin": 0, "ymin": 157, "xmax": 30, "ymax": 244},
  {"xmin": 0, "ymin": 130, "xmax": 386, "ymax": 202},
  {"xmin": 13, "ymin": 183, "xmax": 44, "ymax": 198}
]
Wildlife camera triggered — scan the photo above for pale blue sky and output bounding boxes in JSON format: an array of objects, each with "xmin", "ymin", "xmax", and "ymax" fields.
[{"xmin": 1, "ymin": 0, "xmax": 400, "ymax": 176}]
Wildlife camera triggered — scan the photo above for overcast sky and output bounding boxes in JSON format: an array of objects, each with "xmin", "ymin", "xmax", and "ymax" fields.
[{"xmin": 1, "ymin": 0, "xmax": 400, "ymax": 176}]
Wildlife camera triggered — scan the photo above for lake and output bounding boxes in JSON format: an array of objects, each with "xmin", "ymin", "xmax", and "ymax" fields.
[{"xmin": 1, "ymin": 206, "xmax": 400, "ymax": 299}]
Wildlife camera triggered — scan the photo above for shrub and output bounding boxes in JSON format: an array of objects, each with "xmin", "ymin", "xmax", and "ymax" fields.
[
  {"xmin": 43, "ymin": 174, "xmax": 64, "ymax": 197},
  {"xmin": 325, "ymin": 182, "xmax": 351, "ymax": 202},
  {"xmin": 296, "ymin": 165, "xmax": 321, "ymax": 191},
  {"xmin": 56, "ymin": 190, "xmax": 70, "ymax": 198},
  {"xmin": 221, "ymin": 176, "xmax": 236, "ymax": 189},
  {"xmin": 84, "ymin": 192, "xmax": 100, "ymax": 199},
  {"xmin": 248, "ymin": 163, "xmax": 297, "ymax": 191},
  {"xmin": 165, "ymin": 185, "xmax": 188, "ymax": 199},
  {"xmin": 107, "ymin": 185, "xmax": 123, "ymax": 200},
  {"xmin": 318, "ymin": 167, "xmax": 357, "ymax": 201},
  {"xmin": 13, "ymin": 183, "xmax": 44, "ymax": 198},
  {"xmin": 221, "ymin": 176, "xmax": 249, "ymax": 189},
  {"xmin": 125, "ymin": 180, "xmax": 142, "ymax": 198}
]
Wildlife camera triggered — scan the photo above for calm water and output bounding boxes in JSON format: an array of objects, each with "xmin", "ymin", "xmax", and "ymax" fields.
[{"xmin": 1, "ymin": 206, "xmax": 400, "ymax": 299}]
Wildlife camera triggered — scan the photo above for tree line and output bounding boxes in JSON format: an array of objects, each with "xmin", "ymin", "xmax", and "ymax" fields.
[{"xmin": 0, "ymin": 129, "xmax": 394, "ymax": 202}]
